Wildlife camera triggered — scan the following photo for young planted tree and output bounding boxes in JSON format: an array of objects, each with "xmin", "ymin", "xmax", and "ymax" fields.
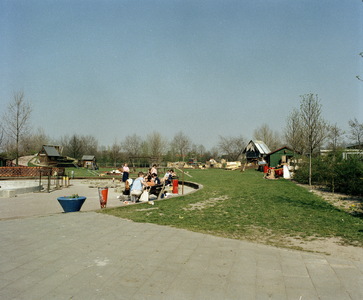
[
  {"xmin": 299, "ymin": 93, "xmax": 328, "ymax": 186},
  {"xmin": 2, "ymin": 90, "xmax": 33, "ymax": 166}
]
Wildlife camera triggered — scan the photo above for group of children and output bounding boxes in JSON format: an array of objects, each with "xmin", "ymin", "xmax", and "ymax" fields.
[
  {"xmin": 119, "ymin": 165, "xmax": 177, "ymax": 203},
  {"xmin": 143, "ymin": 165, "xmax": 177, "ymax": 186}
]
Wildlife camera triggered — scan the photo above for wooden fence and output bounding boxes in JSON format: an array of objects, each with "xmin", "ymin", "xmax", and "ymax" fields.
[{"xmin": 0, "ymin": 167, "xmax": 65, "ymax": 177}]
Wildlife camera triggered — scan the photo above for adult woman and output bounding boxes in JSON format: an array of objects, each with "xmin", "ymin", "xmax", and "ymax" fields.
[
  {"xmin": 122, "ymin": 163, "xmax": 129, "ymax": 182},
  {"xmin": 151, "ymin": 164, "xmax": 157, "ymax": 175}
]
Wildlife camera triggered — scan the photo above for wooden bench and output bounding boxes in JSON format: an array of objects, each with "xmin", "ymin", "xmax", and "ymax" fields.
[{"xmin": 147, "ymin": 182, "xmax": 166, "ymax": 200}]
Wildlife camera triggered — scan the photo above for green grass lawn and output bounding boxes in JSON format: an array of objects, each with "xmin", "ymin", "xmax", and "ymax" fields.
[{"xmin": 100, "ymin": 168, "xmax": 363, "ymax": 249}]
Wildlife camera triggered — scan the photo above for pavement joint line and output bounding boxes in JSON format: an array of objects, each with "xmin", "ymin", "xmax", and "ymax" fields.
[{"xmin": 0, "ymin": 180, "xmax": 362, "ymax": 299}]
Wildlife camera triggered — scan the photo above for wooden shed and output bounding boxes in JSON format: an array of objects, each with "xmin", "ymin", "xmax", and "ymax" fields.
[
  {"xmin": 266, "ymin": 146, "xmax": 300, "ymax": 168},
  {"xmin": 0, "ymin": 155, "xmax": 13, "ymax": 167},
  {"xmin": 38, "ymin": 145, "xmax": 61, "ymax": 166},
  {"xmin": 243, "ymin": 140, "xmax": 271, "ymax": 165},
  {"xmin": 81, "ymin": 155, "xmax": 96, "ymax": 168}
]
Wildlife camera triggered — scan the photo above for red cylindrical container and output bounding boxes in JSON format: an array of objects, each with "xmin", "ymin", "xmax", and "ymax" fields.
[
  {"xmin": 98, "ymin": 187, "xmax": 109, "ymax": 208},
  {"xmin": 263, "ymin": 166, "xmax": 268, "ymax": 173},
  {"xmin": 172, "ymin": 179, "xmax": 178, "ymax": 194}
]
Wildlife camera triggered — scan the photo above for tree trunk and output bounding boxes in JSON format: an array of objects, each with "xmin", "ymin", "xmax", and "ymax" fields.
[{"xmin": 309, "ymin": 148, "xmax": 312, "ymax": 186}]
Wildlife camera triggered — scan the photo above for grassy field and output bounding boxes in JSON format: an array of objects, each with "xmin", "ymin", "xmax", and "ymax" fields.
[{"xmin": 99, "ymin": 168, "xmax": 363, "ymax": 249}]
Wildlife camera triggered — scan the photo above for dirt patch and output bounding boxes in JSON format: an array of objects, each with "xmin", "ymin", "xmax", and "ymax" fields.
[
  {"xmin": 284, "ymin": 236, "xmax": 363, "ymax": 261},
  {"xmin": 295, "ymin": 182, "xmax": 363, "ymax": 215},
  {"xmin": 182, "ymin": 195, "xmax": 228, "ymax": 211}
]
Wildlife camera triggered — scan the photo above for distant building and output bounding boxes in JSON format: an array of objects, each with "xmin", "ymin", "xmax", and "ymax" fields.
[
  {"xmin": 38, "ymin": 145, "xmax": 62, "ymax": 166},
  {"xmin": 345, "ymin": 142, "xmax": 363, "ymax": 150},
  {"xmin": 266, "ymin": 146, "xmax": 300, "ymax": 168},
  {"xmin": 320, "ymin": 146, "xmax": 362, "ymax": 160},
  {"xmin": 0, "ymin": 155, "xmax": 13, "ymax": 167},
  {"xmin": 81, "ymin": 155, "xmax": 96, "ymax": 168}
]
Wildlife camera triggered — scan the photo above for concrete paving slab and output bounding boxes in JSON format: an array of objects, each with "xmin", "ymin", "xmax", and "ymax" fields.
[
  {"xmin": 0, "ymin": 179, "xmax": 195, "ymax": 220},
  {"xmin": 0, "ymin": 181, "xmax": 362, "ymax": 299}
]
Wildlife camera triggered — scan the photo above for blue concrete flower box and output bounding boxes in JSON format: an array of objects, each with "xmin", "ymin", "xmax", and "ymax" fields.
[{"xmin": 57, "ymin": 196, "xmax": 87, "ymax": 213}]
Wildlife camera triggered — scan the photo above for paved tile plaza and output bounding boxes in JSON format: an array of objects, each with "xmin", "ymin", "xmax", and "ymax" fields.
[{"xmin": 0, "ymin": 180, "xmax": 362, "ymax": 299}]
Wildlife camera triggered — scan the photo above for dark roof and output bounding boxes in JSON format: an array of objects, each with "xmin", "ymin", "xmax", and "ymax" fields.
[
  {"xmin": 267, "ymin": 146, "xmax": 300, "ymax": 155},
  {"xmin": 346, "ymin": 142, "xmax": 363, "ymax": 149},
  {"xmin": 243, "ymin": 140, "xmax": 271, "ymax": 154},
  {"xmin": 82, "ymin": 155, "xmax": 95, "ymax": 161},
  {"xmin": 43, "ymin": 146, "xmax": 60, "ymax": 157}
]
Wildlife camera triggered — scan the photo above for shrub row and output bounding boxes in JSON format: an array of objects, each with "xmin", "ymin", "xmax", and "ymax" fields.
[{"xmin": 293, "ymin": 152, "xmax": 363, "ymax": 196}]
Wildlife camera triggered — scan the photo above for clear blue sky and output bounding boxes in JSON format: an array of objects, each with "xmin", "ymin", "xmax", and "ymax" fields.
[{"xmin": 1, "ymin": 0, "xmax": 362, "ymax": 150}]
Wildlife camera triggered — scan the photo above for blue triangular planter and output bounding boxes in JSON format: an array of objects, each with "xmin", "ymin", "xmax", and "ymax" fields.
[{"xmin": 57, "ymin": 196, "xmax": 87, "ymax": 213}]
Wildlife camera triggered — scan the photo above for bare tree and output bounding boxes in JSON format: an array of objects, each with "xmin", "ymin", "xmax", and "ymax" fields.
[
  {"xmin": 2, "ymin": 90, "xmax": 33, "ymax": 166},
  {"xmin": 209, "ymin": 146, "xmax": 219, "ymax": 159},
  {"xmin": 82, "ymin": 135, "xmax": 98, "ymax": 155},
  {"xmin": 190, "ymin": 143, "xmax": 198, "ymax": 159},
  {"xmin": 253, "ymin": 123, "xmax": 281, "ymax": 151},
  {"xmin": 0, "ymin": 123, "xmax": 5, "ymax": 152},
  {"xmin": 218, "ymin": 134, "xmax": 246, "ymax": 161},
  {"xmin": 146, "ymin": 131, "xmax": 168, "ymax": 157},
  {"xmin": 284, "ymin": 108, "xmax": 305, "ymax": 156},
  {"xmin": 121, "ymin": 134, "xmax": 142, "ymax": 158},
  {"xmin": 197, "ymin": 144, "xmax": 206, "ymax": 159},
  {"xmin": 57, "ymin": 135, "xmax": 70, "ymax": 156},
  {"xmin": 327, "ymin": 123, "xmax": 345, "ymax": 159},
  {"xmin": 110, "ymin": 139, "xmax": 121, "ymax": 167},
  {"xmin": 67, "ymin": 134, "xmax": 84, "ymax": 160},
  {"xmin": 172, "ymin": 131, "xmax": 192, "ymax": 161},
  {"xmin": 32, "ymin": 127, "xmax": 50, "ymax": 152},
  {"xmin": 19, "ymin": 127, "xmax": 50, "ymax": 155},
  {"xmin": 348, "ymin": 117, "xmax": 363, "ymax": 151},
  {"xmin": 356, "ymin": 52, "xmax": 363, "ymax": 82},
  {"xmin": 300, "ymin": 93, "xmax": 329, "ymax": 186},
  {"xmin": 327, "ymin": 123, "xmax": 345, "ymax": 193}
]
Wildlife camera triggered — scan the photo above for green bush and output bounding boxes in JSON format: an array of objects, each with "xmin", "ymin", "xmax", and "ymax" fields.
[
  {"xmin": 294, "ymin": 156, "xmax": 331, "ymax": 185},
  {"xmin": 294, "ymin": 153, "xmax": 363, "ymax": 196},
  {"xmin": 332, "ymin": 155, "xmax": 363, "ymax": 196}
]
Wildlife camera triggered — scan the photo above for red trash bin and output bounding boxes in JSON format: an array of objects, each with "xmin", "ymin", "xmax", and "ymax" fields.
[
  {"xmin": 263, "ymin": 166, "xmax": 268, "ymax": 173},
  {"xmin": 172, "ymin": 179, "xmax": 178, "ymax": 194},
  {"xmin": 98, "ymin": 187, "xmax": 108, "ymax": 208}
]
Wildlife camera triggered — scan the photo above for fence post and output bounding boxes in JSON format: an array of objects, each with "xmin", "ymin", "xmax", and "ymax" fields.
[
  {"xmin": 39, "ymin": 169, "xmax": 42, "ymax": 192},
  {"xmin": 48, "ymin": 169, "xmax": 51, "ymax": 192}
]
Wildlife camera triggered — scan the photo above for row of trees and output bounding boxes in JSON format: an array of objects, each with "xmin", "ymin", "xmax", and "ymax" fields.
[
  {"xmin": 1, "ymin": 91, "xmax": 362, "ymax": 172},
  {"xmin": 284, "ymin": 93, "xmax": 363, "ymax": 186}
]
